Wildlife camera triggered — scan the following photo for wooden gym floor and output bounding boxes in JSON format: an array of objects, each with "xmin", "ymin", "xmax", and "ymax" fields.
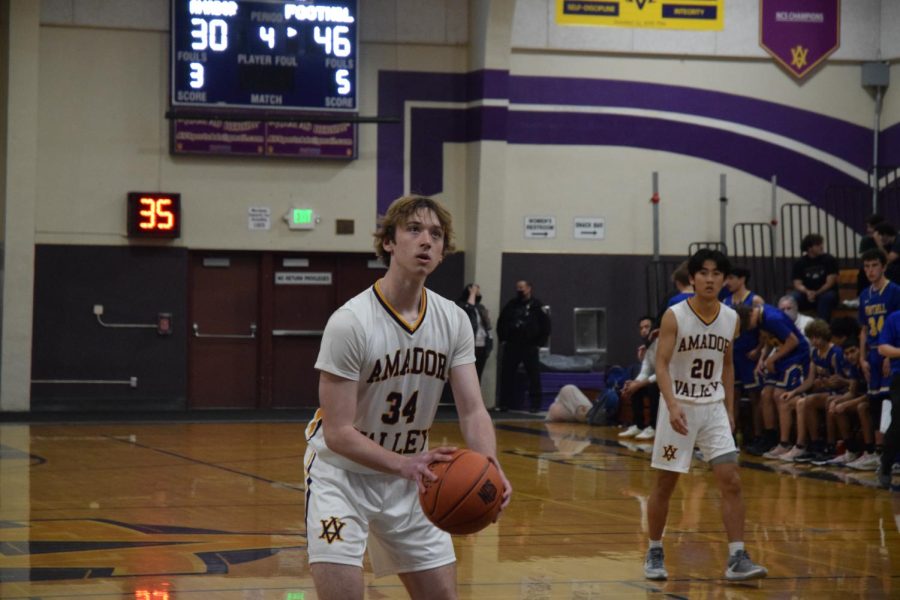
[{"xmin": 2, "ymin": 417, "xmax": 900, "ymax": 599}]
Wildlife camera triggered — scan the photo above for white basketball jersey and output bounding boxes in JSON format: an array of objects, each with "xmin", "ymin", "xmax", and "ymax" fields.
[
  {"xmin": 306, "ymin": 282, "xmax": 475, "ymax": 473},
  {"xmin": 668, "ymin": 300, "xmax": 737, "ymax": 405}
]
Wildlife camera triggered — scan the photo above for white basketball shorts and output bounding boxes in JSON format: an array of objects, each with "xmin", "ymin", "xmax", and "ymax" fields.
[
  {"xmin": 650, "ymin": 401, "xmax": 736, "ymax": 473},
  {"xmin": 304, "ymin": 447, "xmax": 456, "ymax": 578}
]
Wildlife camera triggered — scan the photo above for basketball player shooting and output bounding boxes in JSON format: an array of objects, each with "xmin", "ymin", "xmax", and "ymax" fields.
[
  {"xmin": 303, "ymin": 195, "xmax": 512, "ymax": 600},
  {"xmin": 643, "ymin": 249, "xmax": 767, "ymax": 582}
]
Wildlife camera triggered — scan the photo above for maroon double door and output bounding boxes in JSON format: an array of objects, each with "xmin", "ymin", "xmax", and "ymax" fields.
[{"xmin": 188, "ymin": 251, "xmax": 381, "ymax": 409}]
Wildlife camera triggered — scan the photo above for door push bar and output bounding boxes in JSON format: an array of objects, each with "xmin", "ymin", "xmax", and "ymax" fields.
[
  {"xmin": 193, "ymin": 322, "xmax": 257, "ymax": 339},
  {"xmin": 271, "ymin": 329, "xmax": 325, "ymax": 337}
]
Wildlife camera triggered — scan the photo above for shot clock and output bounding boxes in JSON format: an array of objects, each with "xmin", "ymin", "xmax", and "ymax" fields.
[
  {"xmin": 170, "ymin": 0, "xmax": 358, "ymax": 112},
  {"xmin": 127, "ymin": 193, "xmax": 181, "ymax": 239}
]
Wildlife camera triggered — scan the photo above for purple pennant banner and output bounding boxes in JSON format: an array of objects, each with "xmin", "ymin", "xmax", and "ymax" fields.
[
  {"xmin": 172, "ymin": 119, "xmax": 357, "ymax": 160},
  {"xmin": 760, "ymin": 0, "xmax": 840, "ymax": 79}
]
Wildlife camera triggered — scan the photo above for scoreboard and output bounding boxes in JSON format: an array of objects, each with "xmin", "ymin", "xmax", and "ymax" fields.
[{"xmin": 170, "ymin": 0, "xmax": 358, "ymax": 112}]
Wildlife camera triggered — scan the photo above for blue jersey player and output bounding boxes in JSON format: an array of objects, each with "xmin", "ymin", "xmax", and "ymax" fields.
[
  {"xmin": 854, "ymin": 249, "xmax": 900, "ymax": 471},
  {"xmin": 666, "ymin": 263, "xmax": 695, "ymax": 307},
  {"xmin": 876, "ymin": 311, "xmax": 900, "ymax": 488},
  {"xmin": 736, "ymin": 303, "xmax": 810, "ymax": 456},
  {"xmin": 723, "ymin": 266, "xmax": 764, "ymax": 446}
]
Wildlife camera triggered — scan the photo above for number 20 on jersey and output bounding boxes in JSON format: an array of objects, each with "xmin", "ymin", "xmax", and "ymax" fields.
[{"xmin": 127, "ymin": 192, "xmax": 181, "ymax": 239}]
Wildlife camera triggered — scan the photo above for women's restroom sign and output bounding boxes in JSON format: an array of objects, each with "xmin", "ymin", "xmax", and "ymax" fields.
[{"xmin": 524, "ymin": 216, "xmax": 557, "ymax": 239}]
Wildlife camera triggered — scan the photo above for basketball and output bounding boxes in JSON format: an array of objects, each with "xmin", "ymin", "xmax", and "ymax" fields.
[{"xmin": 418, "ymin": 449, "xmax": 504, "ymax": 535}]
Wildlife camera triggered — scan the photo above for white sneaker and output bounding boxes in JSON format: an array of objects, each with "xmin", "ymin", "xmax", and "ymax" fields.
[
  {"xmin": 763, "ymin": 444, "xmax": 791, "ymax": 459},
  {"xmin": 847, "ymin": 452, "xmax": 880, "ymax": 471},
  {"xmin": 824, "ymin": 451, "xmax": 859, "ymax": 466},
  {"xmin": 779, "ymin": 445, "xmax": 807, "ymax": 462},
  {"xmin": 635, "ymin": 426, "xmax": 656, "ymax": 440},
  {"xmin": 618, "ymin": 425, "xmax": 640, "ymax": 438}
]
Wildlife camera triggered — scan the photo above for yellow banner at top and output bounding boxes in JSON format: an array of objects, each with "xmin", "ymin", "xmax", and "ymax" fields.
[{"xmin": 556, "ymin": 0, "xmax": 724, "ymax": 31}]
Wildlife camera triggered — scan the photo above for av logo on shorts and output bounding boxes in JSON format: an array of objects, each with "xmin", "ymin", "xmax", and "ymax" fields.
[
  {"xmin": 320, "ymin": 516, "xmax": 346, "ymax": 544},
  {"xmin": 632, "ymin": 0, "xmax": 654, "ymax": 9},
  {"xmin": 662, "ymin": 445, "xmax": 678, "ymax": 461}
]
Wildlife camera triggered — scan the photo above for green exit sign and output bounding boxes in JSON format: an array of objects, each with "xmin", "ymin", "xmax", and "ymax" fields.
[
  {"xmin": 293, "ymin": 209, "xmax": 313, "ymax": 224},
  {"xmin": 285, "ymin": 593, "xmax": 305, "ymax": 600},
  {"xmin": 286, "ymin": 208, "xmax": 317, "ymax": 230}
]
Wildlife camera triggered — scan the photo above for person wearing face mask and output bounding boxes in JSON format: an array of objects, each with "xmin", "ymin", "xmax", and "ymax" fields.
[
  {"xmin": 496, "ymin": 280, "xmax": 552, "ymax": 413},
  {"xmin": 456, "ymin": 284, "xmax": 493, "ymax": 380}
]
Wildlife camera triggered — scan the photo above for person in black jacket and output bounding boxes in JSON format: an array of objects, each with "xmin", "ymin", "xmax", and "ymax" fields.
[
  {"xmin": 456, "ymin": 283, "xmax": 493, "ymax": 380},
  {"xmin": 496, "ymin": 280, "xmax": 551, "ymax": 412},
  {"xmin": 791, "ymin": 234, "xmax": 839, "ymax": 321}
]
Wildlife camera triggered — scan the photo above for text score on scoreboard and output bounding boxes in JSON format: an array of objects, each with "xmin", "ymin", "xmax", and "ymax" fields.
[{"xmin": 171, "ymin": 0, "xmax": 358, "ymax": 112}]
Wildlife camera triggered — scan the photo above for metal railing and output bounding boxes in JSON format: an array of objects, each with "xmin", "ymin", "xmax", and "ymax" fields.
[
  {"xmin": 731, "ymin": 222, "xmax": 782, "ymax": 303},
  {"xmin": 779, "ymin": 203, "xmax": 860, "ymax": 270},
  {"xmin": 645, "ymin": 259, "xmax": 682, "ymax": 319},
  {"xmin": 688, "ymin": 241, "xmax": 728, "ymax": 255}
]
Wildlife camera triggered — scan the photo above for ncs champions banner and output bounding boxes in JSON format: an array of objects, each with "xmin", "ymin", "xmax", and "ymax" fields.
[
  {"xmin": 759, "ymin": 0, "xmax": 841, "ymax": 79},
  {"xmin": 556, "ymin": 0, "xmax": 723, "ymax": 31}
]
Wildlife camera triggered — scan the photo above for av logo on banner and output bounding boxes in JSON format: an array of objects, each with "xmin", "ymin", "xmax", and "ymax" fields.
[{"xmin": 759, "ymin": 0, "xmax": 840, "ymax": 79}]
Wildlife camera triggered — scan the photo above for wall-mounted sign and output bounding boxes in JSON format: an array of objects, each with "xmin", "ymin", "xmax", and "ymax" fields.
[
  {"xmin": 275, "ymin": 272, "xmax": 333, "ymax": 285},
  {"xmin": 759, "ymin": 0, "xmax": 840, "ymax": 79},
  {"xmin": 556, "ymin": 0, "xmax": 724, "ymax": 31},
  {"xmin": 171, "ymin": 119, "xmax": 356, "ymax": 159},
  {"xmin": 248, "ymin": 206, "xmax": 271, "ymax": 230},
  {"xmin": 524, "ymin": 216, "xmax": 556, "ymax": 239},
  {"xmin": 573, "ymin": 217, "xmax": 605, "ymax": 240}
]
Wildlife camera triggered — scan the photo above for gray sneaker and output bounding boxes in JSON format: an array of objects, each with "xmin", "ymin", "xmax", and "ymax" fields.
[
  {"xmin": 878, "ymin": 473, "xmax": 892, "ymax": 490},
  {"xmin": 644, "ymin": 547, "xmax": 668, "ymax": 580},
  {"xmin": 725, "ymin": 549, "xmax": 767, "ymax": 581}
]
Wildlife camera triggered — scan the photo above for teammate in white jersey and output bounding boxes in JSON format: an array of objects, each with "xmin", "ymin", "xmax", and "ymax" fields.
[
  {"xmin": 304, "ymin": 195, "xmax": 512, "ymax": 600},
  {"xmin": 644, "ymin": 249, "xmax": 767, "ymax": 583}
]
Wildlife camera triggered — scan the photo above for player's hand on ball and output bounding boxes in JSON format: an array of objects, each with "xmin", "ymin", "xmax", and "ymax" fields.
[
  {"xmin": 404, "ymin": 446, "xmax": 458, "ymax": 493},
  {"xmin": 486, "ymin": 456, "xmax": 512, "ymax": 515}
]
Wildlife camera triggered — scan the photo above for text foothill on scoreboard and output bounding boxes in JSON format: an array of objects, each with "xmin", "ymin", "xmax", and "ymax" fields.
[{"xmin": 174, "ymin": 0, "xmax": 358, "ymax": 112}]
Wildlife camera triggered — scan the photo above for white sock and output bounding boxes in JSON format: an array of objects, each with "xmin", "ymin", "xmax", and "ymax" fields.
[
  {"xmin": 728, "ymin": 541, "xmax": 745, "ymax": 556},
  {"xmin": 649, "ymin": 539, "xmax": 663, "ymax": 550}
]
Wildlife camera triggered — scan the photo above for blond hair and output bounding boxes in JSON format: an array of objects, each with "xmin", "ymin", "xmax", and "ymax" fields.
[
  {"xmin": 373, "ymin": 195, "xmax": 455, "ymax": 265},
  {"xmin": 804, "ymin": 318, "xmax": 831, "ymax": 342}
]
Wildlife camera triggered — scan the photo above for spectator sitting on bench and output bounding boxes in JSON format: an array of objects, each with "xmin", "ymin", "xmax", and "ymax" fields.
[
  {"xmin": 791, "ymin": 233, "xmax": 838, "ymax": 321},
  {"xmin": 776, "ymin": 320, "xmax": 845, "ymax": 463},
  {"xmin": 819, "ymin": 340, "xmax": 870, "ymax": 467},
  {"xmin": 619, "ymin": 326, "xmax": 660, "ymax": 441},
  {"xmin": 779, "ymin": 294, "xmax": 814, "ymax": 343}
]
